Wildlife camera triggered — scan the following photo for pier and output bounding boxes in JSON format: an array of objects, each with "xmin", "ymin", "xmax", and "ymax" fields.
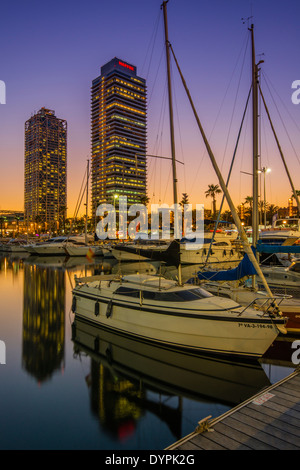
[{"xmin": 166, "ymin": 368, "xmax": 300, "ymax": 450}]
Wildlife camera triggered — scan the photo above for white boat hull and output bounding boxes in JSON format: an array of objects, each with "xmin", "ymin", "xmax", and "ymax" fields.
[
  {"xmin": 6, "ymin": 245, "xmax": 27, "ymax": 253},
  {"xmin": 33, "ymin": 244, "xmax": 66, "ymax": 256},
  {"xmin": 72, "ymin": 281, "xmax": 285, "ymax": 358},
  {"xmin": 64, "ymin": 245, "xmax": 103, "ymax": 257}
]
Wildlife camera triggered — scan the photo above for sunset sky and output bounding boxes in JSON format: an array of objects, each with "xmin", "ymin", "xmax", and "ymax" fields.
[{"xmin": 0, "ymin": 0, "xmax": 299, "ymax": 217}]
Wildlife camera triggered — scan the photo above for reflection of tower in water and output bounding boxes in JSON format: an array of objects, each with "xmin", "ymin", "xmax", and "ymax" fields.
[
  {"xmin": 83, "ymin": 358, "xmax": 183, "ymax": 443},
  {"xmin": 89, "ymin": 361, "xmax": 144, "ymax": 442},
  {"xmin": 22, "ymin": 264, "xmax": 65, "ymax": 383}
]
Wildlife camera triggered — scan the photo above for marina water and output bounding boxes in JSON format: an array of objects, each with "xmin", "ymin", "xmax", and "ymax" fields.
[{"xmin": 0, "ymin": 253, "xmax": 295, "ymax": 450}]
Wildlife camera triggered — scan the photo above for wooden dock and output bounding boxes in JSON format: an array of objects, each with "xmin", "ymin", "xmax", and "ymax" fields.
[{"xmin": 166, "ymin": 368, "xmax": 300, "ymax": 450}]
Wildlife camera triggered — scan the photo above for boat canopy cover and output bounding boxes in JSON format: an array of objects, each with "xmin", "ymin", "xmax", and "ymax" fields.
[
  {"xmin": 113, "ymin": 239, "xmax": 181, "ymax": 267},
  {"xmin": 196, "ymin": 248, "xmax": 257, "ymax": 281},
  {"xmin": 256, "ymin": 242, "xmax": 300, "ymax": 253}
]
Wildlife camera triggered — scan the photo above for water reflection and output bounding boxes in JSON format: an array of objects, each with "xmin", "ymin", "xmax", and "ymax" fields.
[
  {"xmin": 0, "ymin": 251, "xmax": 297, "ymax": 449},
  {"xmin": 72, "ymin": 318, "xmax": 271, "ymax": 444},
  {"xmin": 22, "ymin": 262, "xmax": 65, "ymax": 382}
]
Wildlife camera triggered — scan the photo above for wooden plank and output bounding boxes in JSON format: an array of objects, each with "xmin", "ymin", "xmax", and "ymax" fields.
[
  {"xmin": 248, "ymin": 401, "xmax": 300, "ymax": 428},
  {"xmin": 236, "ymin": 409, "xmax": 300, "ymax": 449},
  {"xmin": 211, "ymin": 416, "xmax": 276, "ymax": 449},
  {"xmin": 272, "ymin": 389, "xmax": 300, "ymax": 405},
  {"xmin": 240, "ymin": 407, "xmax": 300, "ymax": 441},
  {"xmin": 167, "ymin": 370, "xmax": 300, "ymax": 451},
  {"xmin": 207, "ymin": 422, "xmax": 253, "ymax": 449},
  {"xmin": 279, "ymin": 381, "xmax": 300, "ymax": 394},
  {"xmin": 189, "ymin": 435, "xmax": 227, "ymax": 450},
  {"xmin": 194, "ymin": 427, "xmax": 252, "ymax": 450},
  {"xmin": 178, "ymin": 440, "xmax": 206, "ymax": 451}
]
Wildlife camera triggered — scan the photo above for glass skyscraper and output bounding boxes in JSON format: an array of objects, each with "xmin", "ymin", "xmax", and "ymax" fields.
[
  {"xmin": 91, "ymin": 58, "xmax": 147, "ymax": 216},
  {"xmin": 24, "ymin": 107, "xmax": 67, "ymax": 232}
]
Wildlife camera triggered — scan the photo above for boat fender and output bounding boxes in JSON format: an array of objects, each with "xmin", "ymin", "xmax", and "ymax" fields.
[
  {"xmin": 71, "ymin": 296, "xmax": 76, "ymax": 313},
  {"xmin": 94, "ymin": 336, "xmax": 99, "ymax": 351},
  {"xmin": 223, "ymin": 249, "xmax": 226, "ymax": 257},
  {"xmin": 95, "ymin": 301, "xmax": 100, "ymax": 317},
  {"xmin": 106, "ymin": 346, "xmax": 113, "ymax": 364},
  {"xmin": 230, "ymin": 249, "xmax": 234, "ymax": 256},
  {"xmin": 106, "ymin": 300, "xmax": 113, "ymax": 318},
  {"xmin": 71, "ymin": 321, "xmax": 76, "ymax": 340}
]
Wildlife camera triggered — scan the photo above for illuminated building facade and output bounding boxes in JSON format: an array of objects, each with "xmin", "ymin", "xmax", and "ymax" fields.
[
  {"xmin": 91, "ymin": 58, "xmax": 147, "ymax": 215},
  {"xmin": 24, "ymin": 108, "xmax": 67, "ymax": 230}
]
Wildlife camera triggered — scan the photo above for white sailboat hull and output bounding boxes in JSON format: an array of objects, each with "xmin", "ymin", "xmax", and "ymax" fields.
[{"xmin": 72, "ymin": 278, "xmax": 285, "ymax": 358}]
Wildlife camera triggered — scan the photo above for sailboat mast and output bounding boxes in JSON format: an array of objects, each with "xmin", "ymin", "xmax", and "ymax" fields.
[
  {"xmin": 162, "ymin": 0, "xmax": 178, "ymax": 206},
  {"xmin": 169, "ymin": 36, "xmax": 277, "ymax": 300},
  {"xmin": 162, "ymin": 0, "xmax": 182, "ymax": 285},
  {"xmin": 85, "ymin": 159, "xmax": 89, "ymax": 245},
  {"xmin": 250, "ymin": 24, "xmax": 259, "ymax": 249}
]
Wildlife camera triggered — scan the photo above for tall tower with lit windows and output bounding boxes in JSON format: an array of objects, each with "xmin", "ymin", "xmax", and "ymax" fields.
[
  {"xmin": 91, "ymin": 58, "xmax": 147, "ymax": 216},
  {"xmin": 24, "ymin": 107, "xmax": 67, "ymax": 232}
]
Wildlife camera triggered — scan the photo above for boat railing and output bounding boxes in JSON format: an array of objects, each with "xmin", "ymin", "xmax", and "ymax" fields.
[
  {"xmin": 238, "ymin": 294, "xmax": 292, "ymax": 317},
  {"xmin": 74, "ymin": 274, "xmax": 121, "ymax": 286}
]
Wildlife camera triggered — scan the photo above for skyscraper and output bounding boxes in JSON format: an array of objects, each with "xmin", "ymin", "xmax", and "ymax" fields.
[
  {"xmin": 24, "ymin": 107, "xmax": 67, "ymax": 231},
  {"xmin": 91, "ymin": 58, "xmax": 147, "ymax": 216}
]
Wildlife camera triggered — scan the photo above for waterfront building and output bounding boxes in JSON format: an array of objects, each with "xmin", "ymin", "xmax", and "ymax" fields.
[
  {"xmin": 91, "ymin": 58, "xmax": 147, "ymax": 216},
  {"xmin": 0, "ymin": 210, "xmax": 24, "ymax": 236},
  {"xmin": 24, "ymin": 107, "xmax": 67, "ymax": 231}
]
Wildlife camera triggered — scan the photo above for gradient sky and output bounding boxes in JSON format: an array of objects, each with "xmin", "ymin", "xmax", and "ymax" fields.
[{"xmin": 0, "ymin": 0, "xmax": 299, "ymax": 217}]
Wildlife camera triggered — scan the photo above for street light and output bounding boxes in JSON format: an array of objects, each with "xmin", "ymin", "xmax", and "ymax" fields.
[{"xmin": 258, "ymin": 167, "xmax": 271, "ymax": 228}]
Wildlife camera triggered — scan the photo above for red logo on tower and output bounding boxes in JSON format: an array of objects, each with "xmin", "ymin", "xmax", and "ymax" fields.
[{"xmin": 119, "ymin": 61, "xmax": 134, "ymax": 71}]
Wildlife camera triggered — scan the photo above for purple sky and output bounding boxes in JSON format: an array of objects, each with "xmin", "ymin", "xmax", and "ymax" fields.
[{"xmin": 0, "ymin": 0, "xmax": 299, "ymax": 216}]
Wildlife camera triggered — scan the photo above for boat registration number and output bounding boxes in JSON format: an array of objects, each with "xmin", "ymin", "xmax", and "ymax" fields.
[{"xmin": 238, "ymin": 323, "xmax": 273, "ymax": 329}]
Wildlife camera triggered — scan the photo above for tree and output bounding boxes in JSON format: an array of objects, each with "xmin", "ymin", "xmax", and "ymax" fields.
[
  {"xmin": 140, "ymin": 195, "xmax": 150, "ymax": 206},
  {"xmin": 221, "ymin": 210, "xmax": 234, "ymax": 223},
  {"xmin": 244, "ymin": 196, "xmax": 253, "ymax": 209},
  {"xmin": 267, "ymin": 204, "xmax": 279, "ymax": 223},
  {"xmin": 291, "ymin": 190, "xmax": 300, "ymax": 215},
  {"xmin": 179, "ymin": 193, "xmax": 189, "ymax": 207},
  {"xmin": 205, "ymin": 184, "xmax": 221, "ymax": 217},
  {"xmin": 291, "ymin": 190, "xmax": 300, "ymax": 199}
]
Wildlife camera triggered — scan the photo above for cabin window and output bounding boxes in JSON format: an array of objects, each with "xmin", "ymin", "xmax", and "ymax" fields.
[{"xmin": 115, "ymin": 286, "xmax": 139, "ymax": 297}]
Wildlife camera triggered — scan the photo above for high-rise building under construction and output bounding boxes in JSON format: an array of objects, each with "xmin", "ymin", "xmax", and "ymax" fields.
[{"xmin": 91, "ymin": 58, "xmax": 147, "ymax": 215}]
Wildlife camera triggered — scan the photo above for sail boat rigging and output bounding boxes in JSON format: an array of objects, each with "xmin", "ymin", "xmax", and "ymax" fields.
[{"xmin": 70, "ymin": 1, "xmax": 286, "ymax": 358}]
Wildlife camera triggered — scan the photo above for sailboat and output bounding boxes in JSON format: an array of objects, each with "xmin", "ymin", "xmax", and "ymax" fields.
[
  {"xmin": 71, "ymin": 1, "xmax": 286, "ymax": 359},
  {"xmin": 64, "ymin": 160, "xmax": 103, "ymax": 257},
  {"xmin": 194, "ymin": 23, "xmax": 300, "ymax": 332}
]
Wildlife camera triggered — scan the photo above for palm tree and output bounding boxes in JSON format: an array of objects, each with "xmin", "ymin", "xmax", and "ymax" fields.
[
  {"xmin": 205, "ymin": 184, "xmax": 221, "ymax": 217},
  {"xmin": 244, "ymin": 196, "xmax": 253, "ymax": 209},
  {"xmin": 140, "ymin": 195, "xmax": 150, "ymax": 206},
  {"xmin": 179, "ymin": 193, "xmax": 189, "ymax": 207},
  {"xmin": 291, "ymin": 190, "xmax": 300, "ymax": 199},
  {"xmin": 267, "ymin": 204, "xmax": 279, "ymax": 224}
]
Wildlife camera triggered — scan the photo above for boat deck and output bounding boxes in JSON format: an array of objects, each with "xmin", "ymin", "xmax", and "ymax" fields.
[{"xmin": 166, "ymin": 368, "xmax": 300, "ymax": 450}]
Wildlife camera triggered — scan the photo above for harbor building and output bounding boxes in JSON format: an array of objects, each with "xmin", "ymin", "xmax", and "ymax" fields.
[
  {"xmin": 91, "ymin": 58, "xmax": 147, "ymax": 216},
  {"xmin": 24, "ymin": 108, "xmax": 67, "ymax": 232}
]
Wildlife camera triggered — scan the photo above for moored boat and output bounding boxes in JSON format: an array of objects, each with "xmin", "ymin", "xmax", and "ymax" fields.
[{"xmin": 72, "ymin": 273, "xmax": 286, "ymax": 358}]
